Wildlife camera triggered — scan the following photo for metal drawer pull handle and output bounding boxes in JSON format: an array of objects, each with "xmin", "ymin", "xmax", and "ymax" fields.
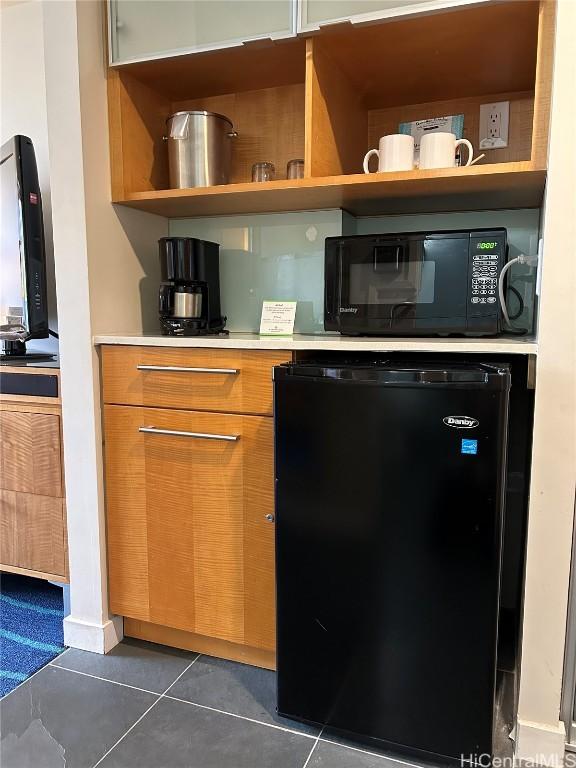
[
  {"xmin": 139, "ymin": 426, "xmax": 239, "ymax": 442},
  {"xmin": 137, "ymin": 365, "xmax": 239, "ymax": 374}
]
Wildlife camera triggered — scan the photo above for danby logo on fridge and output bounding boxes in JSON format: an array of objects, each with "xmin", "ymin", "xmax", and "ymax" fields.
[
  {"xmin": 443, "ymin": 416, "xmax": 479, "ymax": 429},
  {"xmin": 339, "ymin": 307, "xmax": 358, "ymax": 314}
]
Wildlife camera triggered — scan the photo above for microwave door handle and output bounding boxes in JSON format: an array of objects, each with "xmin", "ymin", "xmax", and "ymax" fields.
[
  {"xmin": 373, "ymin": 244, "xmax": 404, "ymax": 273},
  {"xmin": 338, "ymin": 249, "xmax": 344, "ymax": 312}
]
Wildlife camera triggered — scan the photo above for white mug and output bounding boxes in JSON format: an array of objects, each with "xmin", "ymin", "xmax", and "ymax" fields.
[
  {"xmin": 363, "ymin": 134, "xmax": 414, "ymax": 173},
  {"xmin": 419, "ymin": 132, "xmax": 473, "ymax": 169}
]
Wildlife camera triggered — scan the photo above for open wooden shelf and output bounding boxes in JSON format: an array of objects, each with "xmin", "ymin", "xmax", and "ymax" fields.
[
  {"xmin": 108, "ymin": 1, "xmax": 553, "ymax": 218},
  {"xmin": 116, "ymin": 162, "xmax": 546, "ymax": 218}
]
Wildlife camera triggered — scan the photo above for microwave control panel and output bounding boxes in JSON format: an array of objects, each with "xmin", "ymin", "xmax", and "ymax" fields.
[{"xmin": 468, "ymin": 236, "xmax": 505, "ymax": 316}]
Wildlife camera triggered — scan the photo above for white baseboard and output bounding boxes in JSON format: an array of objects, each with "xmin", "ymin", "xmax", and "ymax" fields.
[
  {"xmin": 63, "ymin": 614, "xmax": 124, "ymax": 654},
  {"xmin": 515, "ymin": 717, "xmax": 566, "ymax": 766}
]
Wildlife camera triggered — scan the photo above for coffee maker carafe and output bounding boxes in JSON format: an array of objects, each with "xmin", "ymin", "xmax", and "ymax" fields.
[{"xmin": 158, "ymin": 237, "xmax": 227, "ymax": 336}]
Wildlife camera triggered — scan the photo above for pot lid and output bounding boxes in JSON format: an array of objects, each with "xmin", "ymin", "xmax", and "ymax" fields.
[{"xmin": 167, "ymin": 110, "xmax": 233, "ymax": 126}]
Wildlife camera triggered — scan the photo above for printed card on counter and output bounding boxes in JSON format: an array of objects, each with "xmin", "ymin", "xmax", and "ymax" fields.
[{"xmin": 259, "ymin": 300, "xmax": 297, "ymax": 336}]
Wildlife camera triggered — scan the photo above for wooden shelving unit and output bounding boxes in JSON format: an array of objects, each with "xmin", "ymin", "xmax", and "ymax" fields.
[
  {"xmin": 107, "ymin": 0, "xmax": 554, "ymax": 218},
  {"xmin": 121, "ymin": 162, "xmax": 546, "ymax": 218}
]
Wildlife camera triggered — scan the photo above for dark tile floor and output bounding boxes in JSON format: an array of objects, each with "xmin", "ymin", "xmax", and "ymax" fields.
[{"xmin": 0, "ymin": 638, "xmax": 483, "ymax": 768}]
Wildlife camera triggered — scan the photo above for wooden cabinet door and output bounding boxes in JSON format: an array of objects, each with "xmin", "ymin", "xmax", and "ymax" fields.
[
  {"xmin": 0, "ymin": 491, "xmax": 66, "ymax": 576},
  {"xmin": 0, "ymin": 411, "xmax": 62, "ymax": 497},
  {"xmin": 104, "ymin": 405, "xmax": 275, "ymax": 651},
  {"xmin": 0, "ymin": 409, "xmax": 66, "ymax": 577}
]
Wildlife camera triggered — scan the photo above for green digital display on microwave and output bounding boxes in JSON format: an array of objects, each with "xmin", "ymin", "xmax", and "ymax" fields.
[{"xmin": 478, "ymin": 242, "xmax": 497, "ymax": 249}]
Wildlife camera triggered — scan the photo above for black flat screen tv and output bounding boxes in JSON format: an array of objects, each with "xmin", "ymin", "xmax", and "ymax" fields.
[{"xmin": 0, "ymin": 135, "xmax": 49, "ymax": 359}]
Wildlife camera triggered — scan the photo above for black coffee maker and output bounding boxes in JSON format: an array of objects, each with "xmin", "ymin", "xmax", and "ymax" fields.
[{"xmin": 158, "ymin": 237, "xmax": 227, "ymax": 336}]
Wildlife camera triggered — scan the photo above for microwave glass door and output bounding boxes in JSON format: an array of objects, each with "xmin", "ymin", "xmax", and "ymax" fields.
[
  {"xmin": 339, "ymin": 236, "xmax": 469, "ymax": 322},
  {"xmin": 349, "ymin": 259, "xmax": 436, "ymax": 305}
]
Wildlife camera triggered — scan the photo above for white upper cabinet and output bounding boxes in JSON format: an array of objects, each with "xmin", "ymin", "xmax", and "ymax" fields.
[
  {"xmin": 298, "ymin": 0, "xmax": 490, "ymax": 33},
  {"xmin": 109, "ymin": 0, "xmax": 296, "ymax": 65}
]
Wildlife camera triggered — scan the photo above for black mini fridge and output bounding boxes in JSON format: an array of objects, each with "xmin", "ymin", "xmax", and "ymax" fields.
[{"xmin": 274, "ymin": 359, "xmax": 511, "ymax": 764}]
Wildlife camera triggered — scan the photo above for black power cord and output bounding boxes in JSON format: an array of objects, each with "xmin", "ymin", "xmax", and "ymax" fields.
[
  {"xmin": 502, "ymin": 285, "xmax": 528, "ymax": 335},
  {"xmin": 507, "ymin": 285, "xmax": 524, "ymax": 322}
]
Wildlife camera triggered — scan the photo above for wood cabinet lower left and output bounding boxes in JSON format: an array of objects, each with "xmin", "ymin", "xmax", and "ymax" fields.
[
  {"xmin": 104, "ymin": 404, "xmax": 276, "ymax": 653},
  {"xmin": 0, "ymin": 491, "xmax": 66, "ymax": 577},
  {"xmin": 0, "ymin": 403, "xmax": 67, "ymax": 581}
]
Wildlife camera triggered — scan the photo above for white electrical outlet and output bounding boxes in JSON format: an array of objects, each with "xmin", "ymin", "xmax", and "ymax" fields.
[{"xmin": 479, "ymin": 101, "xmax": 510, "ymax": 149}]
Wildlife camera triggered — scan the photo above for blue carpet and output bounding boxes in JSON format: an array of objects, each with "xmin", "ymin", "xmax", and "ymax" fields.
[{"xmin": 0, "ymin": 573, "xmax": 65, "ymax": 697}]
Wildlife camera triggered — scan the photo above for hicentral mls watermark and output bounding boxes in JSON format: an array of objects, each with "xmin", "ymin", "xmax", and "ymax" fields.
[{"xmin": 461, "ymin": 755, "xmax": 567, "ymax": 768}]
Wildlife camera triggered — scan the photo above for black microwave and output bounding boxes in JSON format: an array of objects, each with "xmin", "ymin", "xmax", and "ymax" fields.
[{"xmin": 324, "ymin": 228, "xmax": 507, "ymax": 336}]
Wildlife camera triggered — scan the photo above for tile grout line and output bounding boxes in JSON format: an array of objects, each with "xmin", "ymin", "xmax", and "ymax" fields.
[
  {"xmin": 7, "ymin": 648, "xmax": 420, "ymax": 767},
  {"xmin": 164, "ymin": 693, "xmax": 317, "ymax": 741},
  {"xmin": 5, "ymin": 648, "xmax": 421, "ymax": 767},
  {"xmin": 319, "ymin": 736, "xmax": 427, "ymax": 767},
  {"xmin": 47, "ymin": 663, "xmax": 160, "ymax": 696},
  {"xmin": 51, "ymin": 653, "xmax": 316, "ymax": 741},
  {"xmin": 50, "ymin": 652, "xmax": 316, "ymax": 742},
  {"xmin": 90, "ymin": 654, "xmax": 201, "ymax": 768},
  {"xmin": 0, "ymin": 647, "xmax": 73, "ymax": 702},
  {"xmin": 302, "ymin": 725, "xmax": 325, "ymax": 768}
]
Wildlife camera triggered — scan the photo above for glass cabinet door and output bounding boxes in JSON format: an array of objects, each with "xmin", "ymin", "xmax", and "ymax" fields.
[
  {"xmin": 109, "ymin": 0, "xmax": 295, "ymax": 65},
  {"xmin": 298, "ymin": 0, "xmax": 489, "ymax": 33}
]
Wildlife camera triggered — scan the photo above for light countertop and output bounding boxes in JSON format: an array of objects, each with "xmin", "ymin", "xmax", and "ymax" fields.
[{"xmin": 94, "ymin": 333, "xmax": 538, "ymax": 355}]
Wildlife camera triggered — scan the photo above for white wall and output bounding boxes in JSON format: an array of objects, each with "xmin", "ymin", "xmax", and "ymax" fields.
[
  {"xmin": 42, "ymin": 0, "xmax": 119, "ymax": 651},
  {"xmin": 0, "ymin": 0, "xmax": 58, "ymax": 352},
  {"xmin": 75, "ymin": 1, "xmax": 167, "ymax": 337},
  {"xmin": 516, "ymin": 0, "xmax": 576, "ymax": 763},
  {"xmin": 40, "ymin": 0, "xmax": 166, "ymax": 652}
]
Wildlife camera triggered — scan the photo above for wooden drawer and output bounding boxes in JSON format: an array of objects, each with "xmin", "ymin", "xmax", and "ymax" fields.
[
  {"xmin": 0, "ymin": 490, "xmax": 67, "ymax": 577},
  {"xmin": 104, "ymin": 404, "xmax": 276, "ymax": 650},
  {"xmin": 0, "ymin": 411, "xmax": 63, "ymax": 497},
  {"xmin": 102, "ymin": 346, "xmax": 291, "ymax": 415}
]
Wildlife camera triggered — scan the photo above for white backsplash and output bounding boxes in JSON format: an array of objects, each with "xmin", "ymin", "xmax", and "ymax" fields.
[
  {"xmin": 170, "ymin": 210, "xmax": 344, "ymax": 333},
  {"xmin": 169, "ymin": 208, "xmax": 540, "ymax": 333}
]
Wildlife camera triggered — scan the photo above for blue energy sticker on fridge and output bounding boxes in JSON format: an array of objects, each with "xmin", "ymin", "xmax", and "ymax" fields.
[{"xmin": 461, "ymin": 439, "xmax": 478, "ymax": 455}]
